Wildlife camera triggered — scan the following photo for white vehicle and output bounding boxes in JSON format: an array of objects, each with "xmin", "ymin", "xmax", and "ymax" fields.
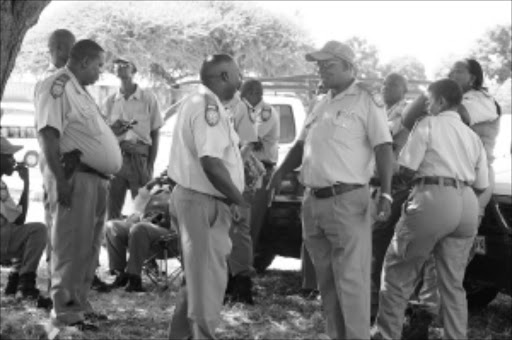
[
  {"xmin": 153, "ymin": 93, "xmax": 307, "ymax": 175},
  {"xmin": 0, "ymin": 102, "xmax": 40, "ymax": 167}
]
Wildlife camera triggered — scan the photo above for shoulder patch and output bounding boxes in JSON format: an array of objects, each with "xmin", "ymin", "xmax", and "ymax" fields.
[
  {"xmin": 204, "ymin": 93, "xmax": 220, "ymax": 126},
  {"xmin": 356, "ymin": 81, "xmax": 384, "ymax": 108},
  {"xmin": 261, "ymin": 105, "xmax": 272, "ymax": 122},
  {"xmin": 50, "ymin": 73, "xmax": 70, "ymax": 99}
]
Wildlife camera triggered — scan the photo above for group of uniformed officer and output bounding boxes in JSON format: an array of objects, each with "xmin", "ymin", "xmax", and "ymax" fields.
[{"xmin": 1, "ymin": 26, "xmax": 501, "ymax": 339}]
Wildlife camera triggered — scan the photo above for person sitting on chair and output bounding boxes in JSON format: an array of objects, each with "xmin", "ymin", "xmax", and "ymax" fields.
[{"xmin": 105, "ymin": 174, "xmax": 176, "ymax": 292}]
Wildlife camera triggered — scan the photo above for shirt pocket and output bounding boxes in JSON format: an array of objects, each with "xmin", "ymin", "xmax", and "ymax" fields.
[{"xmin": 330, "ymin": 111, "xmax": 364, "ymax": 142}]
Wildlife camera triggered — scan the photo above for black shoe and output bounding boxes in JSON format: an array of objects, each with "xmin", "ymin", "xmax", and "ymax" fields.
[
  {"xmin": 18, "ymin": 272, "xmax": 41, "ymax": 299},
  {"xmin": 226, "ymin": 275, "xmax": 254, "ymax": 305},
  {"xmin": 109, "ymin": 272, "xmax": 129, "ymax": 289},
  {"xmin": 36, "ymin": 295, "xmax": 53, "ymax": 310},
  {"xmin": 299, "ymin": 288, "xmax": 319, "ymax": 300},
  {"xmin": 125, "ymin": 275, "xmax": 146, "ymax": 293},
  {"xmin": 4, "ymin": 272, "xmax": 19, "ymax": 295},
  {"xmin": 85, "ymin": 312, "xmax": 108, "ymax": 322},
  {"xmin": 69, "ymin": 320, "xmax": 99, "ymax": 332},
  {"xmin": 401, "ymin": 306, "xmax": 434, "ymax": 340},
  {"xmin": 91, "ymin": 275, "xmax": 111, "ymax": 293}
]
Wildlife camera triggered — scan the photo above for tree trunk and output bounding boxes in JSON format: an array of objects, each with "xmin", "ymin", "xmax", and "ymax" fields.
[{"xmin": 0, "ymin": 0, "xmax": 51, "ymax": 101}]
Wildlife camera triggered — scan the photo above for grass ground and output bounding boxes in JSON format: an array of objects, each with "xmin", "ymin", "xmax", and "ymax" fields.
[{"xmin": 0, "ymin": 254, "xmax": 511, "ymax": 340}]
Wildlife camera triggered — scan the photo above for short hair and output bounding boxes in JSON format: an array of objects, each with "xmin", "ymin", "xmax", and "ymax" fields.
[
  {"xmin": 69, "ymin": 39, "xmax": 104, "ymax": 63},
  {"xmin": 464, "ymin": 58, "xmax": 484, "ymax": 90},
  {"xmin": 385, "ymin": 72, "xmax": 408, "ymax": 92},
  {"xmin": 200, "ymin": 54, "xmax": 235, "ymax": 84},
  {"xmin": 428, "ymin": 78, "xmax": 463, "ymax": 107},
  {"xmin": 48, "ymin": 29, "xmax": 75, "ymax": 51},
  {"xmin": 241, "ymin": 79, "xmax": 262, "ymax": 94}
]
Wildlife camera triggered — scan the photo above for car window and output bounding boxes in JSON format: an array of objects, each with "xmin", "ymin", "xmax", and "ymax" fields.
[{"xmin": 271, "ymin": 104, "xmax": 296, "ymax": 144}]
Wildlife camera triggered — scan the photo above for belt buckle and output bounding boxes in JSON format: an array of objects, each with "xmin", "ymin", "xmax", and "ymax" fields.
[{"xmin": 331, "ymin": 185, "xmax": 337, "ymax": 197}]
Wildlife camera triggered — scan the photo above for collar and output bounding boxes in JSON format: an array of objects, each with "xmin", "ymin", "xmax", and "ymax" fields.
[
  {"xmin": 327, "ymin": 79, "xmax": 358, "ymax": 102},
  {"xmin": 198, "ymin": 84, "xmax": 223, "ymax": 107},
  {"xmin": 115, "ymin": 84, "xmax": 142, "ymax": 101},
  {"xmin": 437, "ymin": 110, "xmax": 462, "ymax": 120},
  {"xmin": 47, "ymin": 64, "xmax": 58, "ymax": 73},
  {"xmin": 63, "ymin": 66, "xmax": 87, "ymax": 95},
  {"xmin": 387, "ymin": 98, "xmax": 407, "ymax": 115}
]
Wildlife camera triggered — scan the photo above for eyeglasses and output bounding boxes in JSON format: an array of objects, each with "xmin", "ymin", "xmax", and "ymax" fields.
[{"xmin": 317, "ymin": 59, "xmax": 343, "ymax": 70}]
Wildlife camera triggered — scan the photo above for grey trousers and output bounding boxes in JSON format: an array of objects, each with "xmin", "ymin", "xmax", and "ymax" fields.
[{"xmin": 375, "ymin": 184, "xmax": 478, "ymax": 340}]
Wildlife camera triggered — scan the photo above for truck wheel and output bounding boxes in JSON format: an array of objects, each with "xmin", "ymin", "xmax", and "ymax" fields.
[
  {"xmin": 464, "ymin": 280, "xmax": 499, "ymax": 310},
  {"xmin": 253, "ymin": 251, "xmax": 276, "ymax": 274}
]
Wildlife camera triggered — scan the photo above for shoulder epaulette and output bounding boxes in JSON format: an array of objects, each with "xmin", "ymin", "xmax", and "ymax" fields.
[
  {"xmin": 356, "ymin": 81, "xmax": 384, "ymax": 108},
  {"xmin": 50, "ymin": 73, "xmax": 70, "ymax": 99}
]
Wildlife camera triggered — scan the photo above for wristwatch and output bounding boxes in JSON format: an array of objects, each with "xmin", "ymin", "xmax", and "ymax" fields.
[{"xmin": 380, "ymin": 192, "xmax": 393, "ymax": 204}]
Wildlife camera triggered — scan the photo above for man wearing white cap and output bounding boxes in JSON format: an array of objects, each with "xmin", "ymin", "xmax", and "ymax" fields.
[
  {"xmin": 269, "ymin": 40, "xmax": 394, "ymax": 339},
  {"xmin": 1, "ymin": 137, "xmax": 48, "ymax": 300}
]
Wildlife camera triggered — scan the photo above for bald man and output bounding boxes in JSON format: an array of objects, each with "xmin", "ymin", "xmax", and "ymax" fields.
[{"xmin": 167, "ymin": 54, "xmax": 245, "ymax": 339}]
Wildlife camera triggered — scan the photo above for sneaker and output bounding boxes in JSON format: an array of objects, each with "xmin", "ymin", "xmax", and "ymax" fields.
[
  {"xmin": 4, "ymin": 272, "xmax": 19, "ymax": 295},
  {"xmin": 91, "ymin": 275, "xmax": 111, "ymax": 293},
  {"xmin": 125, "ymin": 275, "xmax": 146, "ymax": 293}
]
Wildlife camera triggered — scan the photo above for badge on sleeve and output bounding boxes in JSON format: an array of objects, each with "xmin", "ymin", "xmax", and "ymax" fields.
[
  {"xmin": 50, "ymin": 73, "xmax": 70, "ymax": 99},
  {"xmin": 205, "ymin": 105, "xmax": 220, "ymax": 126},
  {"xmin": 261, "ymin": 106, "xmax": 271, "ymax": 122},
  {"xmin": 204, "ymin": 93, "xmax": 220, "ymax": 126}
]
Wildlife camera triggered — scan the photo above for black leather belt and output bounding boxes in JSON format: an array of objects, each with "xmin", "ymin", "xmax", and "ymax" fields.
[
  {"xmin": 261, "ymin": 161, "xmax": 276, "ymax": 171},
  {"xmin": 310, "ymin": 182, "xmax": 364, "ymax": 199},
  {"xmin": 76, "ymin": 163, "xmax": 111, "ymax": 181},
  {"xmin": 415, "ymin": 176, "xmax": 468, "ymax": 188},
  {"xmin": 212, "ymin": 195, "xmax": 231, "ymax": 206}
]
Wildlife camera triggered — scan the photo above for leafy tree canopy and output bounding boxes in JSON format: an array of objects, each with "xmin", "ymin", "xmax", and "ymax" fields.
[
  {"xmin": 470, "ymin": 24, "xmax": 511, "ymax": 84},
  {"xmin": 14, "ymin": 1, "xmax": 316, "ymax": 83}
]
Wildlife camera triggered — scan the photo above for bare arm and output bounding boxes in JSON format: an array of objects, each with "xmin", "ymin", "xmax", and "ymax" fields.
[
  {"xmin": 148, "ymin": 129, "xmax": 160, "ymax": 170},
  {"xmin": 13, "ymin": 166, "xmax": 29, "ymax": 225},
  {"xmin": 402, "ymin": 94, "xmax": 428, "ymax": 131},
  {"xmin": 38, "ymin": 126, "xmax": 72, "ymax": 207},
  {"xmin": 276, "ymin": 141, "xmax": 304, "ymax": 177},
  {"xmin": 374, "ymin": 143, "xmax": 394, "ymax": 195},
  {"xmin": 200, "ymin": 156, "xmax": 245, "ymax": 206}
]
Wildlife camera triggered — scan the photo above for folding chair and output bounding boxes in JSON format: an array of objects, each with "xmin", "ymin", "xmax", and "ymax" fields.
[{"xmin": 142, "ymin": 230, "xmax": 182, "ymax": 291}]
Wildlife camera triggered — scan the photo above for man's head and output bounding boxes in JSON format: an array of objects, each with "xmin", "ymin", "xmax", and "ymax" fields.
[
  {"xmin": 382, "ymin": 73, "xmax": 408, "ymax": 107},
  {"xmin": 0, "ymin": 137, "xmax": 22, "ymax": 176},
  {"xmin": 200, "ymin": 54, "xmax": 242, "ymax": 102},
  {"xmin": 48, "ymin": 29, "xmax": 76, "ymax": 68},
  {"xmin": 113, "ymin": 58, "xmax": 137, "ymax": 81},
  {"xmin": 305, "ymin": 41, "xmax": 355, "ymax": 90},
  {"xmin": 240, "ymin": 79, "xmax": 263, "ymax": 107},
  {"xmin": 427, "ymin": 78, "xmax": 463, "ymax": 115},
  {"xmin": 67, "ymin": 39, "xmax": 105, "ymax": 86}
]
